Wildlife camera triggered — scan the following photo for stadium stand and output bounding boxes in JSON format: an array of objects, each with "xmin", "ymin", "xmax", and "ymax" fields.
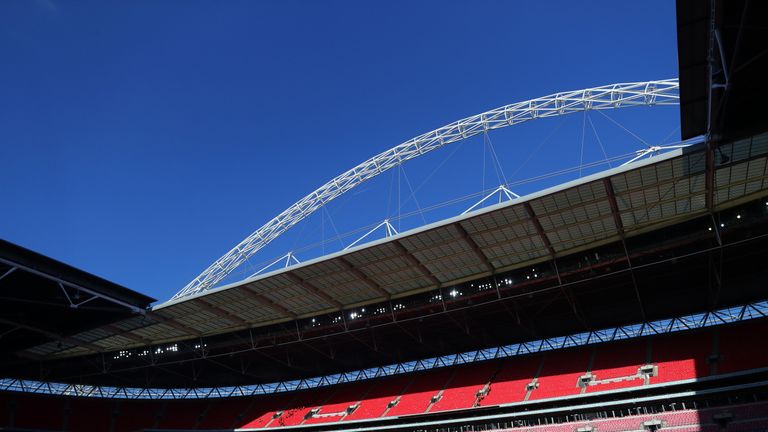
[
  {"xmin": 479, "ymin": 355, "xmax": 541, "ymax": 407},
  {"xmin": 68, "ymin": 397, "xmax": 114, "ymax": 431},
  {"xmin": 240, "ymin": 393, "xmax": 296, "ymax": 429},
  {"xmin": 384, "ymin": 368, "xmax": 454, "ymax": 417},
  {"xmin": 302, "ymin": 381, "xmax": 371, "ymax": 424},
  {"xmin": 430, "ymin": 362, "xmax": 496, "ymax": 412},
  {"xmin": 197, "ymin": 399, "xmax": 251, "ymax": 429},
  {"xmin": 272, "ymin": 387, "xmax": 336, "ymax": 427},
  {"xmin": 5, "ymin": 391, "xmax": 768, "ymax": 431},
  {"xmin": 113, "ymin": 400, "xmax": 160, "ymax": 432},
  {"xmin": 716, "ymin": 320, "xmax": 768, "ymax": 375},
  {"xmin": 2, "ymin": 2, "xmax": 768, "ymax": 430},
  {"xmin": 157, "ymin": 400, "xmax": 205, "ymax": 429},
  {"xmin": 650, "ymin": 332, "xmax": 712, "ymax": 384},
  {"xmin": 5, "ymin": 320, "xmax": 768, "ymax": 430},
  {"xmin": 586, "ymin": 340, "xmax": 649, "ymax": 393},
  {"xmin": 342, "ymin": 374, "xmax": 411, "ymax": 421}
]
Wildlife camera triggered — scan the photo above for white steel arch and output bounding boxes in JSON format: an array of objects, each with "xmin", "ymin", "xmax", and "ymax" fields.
[{"xmin": 172, "ymin": 79, "xmax": 680, "ymax": 300}]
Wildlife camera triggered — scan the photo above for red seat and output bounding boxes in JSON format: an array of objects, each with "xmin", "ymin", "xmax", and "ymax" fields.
[
  {"xmin": 586, "ymin": 340, "xmax": 647, "ymax": 393},
  {"xmin": 480, "ymin": 355, "xmax": 541, "ymax": 406},
  {"xmin": 431, "ymin": 363, "xmax": 496, "ymax": 412},
  {"xmin": 384, "ymin": 368, "xmax": 453, "ymax": 417},
  {"xmin": 343, "ymin": 375, "xmax": 412, "ymax": 421},
  {"xmin": 528, "ymin": 348, "xmax": 590, "ymax": 400},
  {"xmin": 651, "ymin": 332, "xmax": 712, "ymax": 384}
]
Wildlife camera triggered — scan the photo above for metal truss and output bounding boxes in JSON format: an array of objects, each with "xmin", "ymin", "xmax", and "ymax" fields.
[
  {"xmin": 172, "ymin": 79, "xmax": 680, "ymax": 300},
  {"xmin": 3, "ymin": 298, "xmax": 765, "ymax": 400},
  {"xmin": 0, "ymin": 257, "xmax": 146, "ymax": 315}
]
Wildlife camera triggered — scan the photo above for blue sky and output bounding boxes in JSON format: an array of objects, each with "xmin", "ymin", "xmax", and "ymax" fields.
[{"xmin": 0, "ymin": 1, "xmax": 680, "ymax": 302}]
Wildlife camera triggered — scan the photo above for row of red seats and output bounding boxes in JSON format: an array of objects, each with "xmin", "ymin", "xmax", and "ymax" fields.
[
  {"xmin": 5, "ymin": 395, "xmax": 768, "ymax": 431},
  {"xmin": 1, "ymin": 320, "xmax": 767, "ymax": 430},
  {"xmin": 491, "ymin": 400, "xmax": 768, "ymax": 432},
  {"xmin": 236, "ymin": 320, "xmax": 768, "ymax": 427}
]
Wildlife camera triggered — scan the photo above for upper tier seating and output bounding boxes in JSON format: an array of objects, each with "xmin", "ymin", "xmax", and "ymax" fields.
[
  {"xmin": 3, "ymin": 320, "xmax": 768, "ymax": 431},
  {"xmin": 342, "ymin": 374, "xmax": 411, "ymax": 421},
  {"xmin": 68, "ymin": 397, "xmax": 114, "ymax": 431},
  {"xmin": 302, "ymin": 381, "xmax": 372, "ymax": 424},
  {"xmin": 383, "ymin": 367, "xmax": 454, "ymax": 417},
  {"xmin": 528, "ymin": 348, "xmax": 591, "ymax": 400},
  {"xmin": 586, "ymin": 340, "xmax": 648, "ymax": 393},
  {"xmin": 157, "ymin": 400, "xmax": 206, "ymax": 429},
  {"xmin": 197, "ymin": 398, "xmax": 251, "ymax": 429},
  {"xmin": 430, "ymin": 362, "xmax": 497, "ymax": 412},
  {"xmin": 240, "ymin": 392, "xmax": 295, "ymax": 429},
  {"xmin": 479, "ymin": 355, "xmax": 541, "ymax": 406},
  {"xmin": 650, "ymin": 332, "xmax": 712, "ymax": 384},
  {"xmin": 716, "ymin": 320, "xmax": 768, "ymax": 375},
  {"xmin": 113, "ymin": 400, "xmax": 160, "ymax": 432}
]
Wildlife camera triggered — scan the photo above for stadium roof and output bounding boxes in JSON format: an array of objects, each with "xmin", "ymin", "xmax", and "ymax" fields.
[
  {"xmin": 21, "ymin": 133, "xmax": 768, "ymax": 360},
  {"xmin": 0, "ymin": 240, "xmax": 155, "ymax": 365},
  {"xmin": 677, "ymin": 0, "xmax": 768, "ymax": 141}
]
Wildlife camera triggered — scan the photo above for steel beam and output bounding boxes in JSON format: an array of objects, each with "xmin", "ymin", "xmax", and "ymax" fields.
[
  {"xmin": 603, "ymin": 178, "xmax": 646, "ymax": 321},
  {"xmin": 102, "ymin": 324, "xmax": 152, "ymax": 345},
  {"xmin": 194, "ymin": 298, "xmax": 248, "ymax": 326},
  {"xmin": 284, "ymin": 273, "xmax": 344, "ymax": 310},
  {"xmin": 336, "ymin": 257, "xmax": 391, "ymax": 300},
  {"xmin": 145, "ymin": 312, "xmax": 203, "ymax": 337},
  {"xmin": 0, "ymin": 318, "xmax": 102, "ymax": 355},
  {"xmin": 453, "ymin": 223, "xmax": 494, "ymax": 273},
  {"xmin": 240, "ymin": 287, "xmax": 298, "ymax": 319},
  {"xmin": 523, "ymin": 203, "xmax": 556, "ymax": 257},
  {"xmin": 392, "ymin": 240, "xmax": 441, "ymax": 287}
]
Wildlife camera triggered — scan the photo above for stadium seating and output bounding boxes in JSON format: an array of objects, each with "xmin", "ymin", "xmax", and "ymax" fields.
[
  {"xmin": 68, "ymin": 397, "xmax": 115, "ymax": 431},
  {"xmin": 240, "ymin": 392, "xmax": 296, "ymax": 428},
  {"xmin": 4, "ymin": 321, "xmax": 768, "ymax": 430},
  {"xmin": 716, "ymin": 321, "xmax": 768, "ymax": 374},
  {"xmin": 0, "ymin": 393, "xmax": 8, "ymax": 427},
  {"xmin": 479, "ymin": 355, "xmax": 541, "ymax": 406},
  {"xmin": 113, "ymin": 400, "xmax": 161, "ymax": 432},
  {"xmin": 302, "ymin": 381, "xmax": 371, "ymax": 424},
  {"xmin": 11, "ymin": 394, "xmax": 64, "ymax": 430},
  {"xmin": 384, "ymin": 367, "xmax": 454, "ymax": 417},
  {"xmin": 586, "ymin": 340, "xmax": 648, "ymax": 393},
  {"xmin": 528, "ymin": 348, "xmax": 591, "ymax": 400},
  {"xmin": 650, "ymin": 332, "xmax": 712, "ymax": 384},
  {"xmin": 198, "ymin": 398, "xmax": 251, "ymax": 429},
  {"xmin": 342, "ymin": 374, "xmax": 411, "ymax": 421},
  {"xmin": 430, "ymin": 362, "xmax": 497, "ymax": 412},
  {"xmin": 270, "ymin": 387, "xmax": 335, "ymax": 427},
  {"xmin": 157, "ymin": 400, "xmax": 206, "ymax": 429}
]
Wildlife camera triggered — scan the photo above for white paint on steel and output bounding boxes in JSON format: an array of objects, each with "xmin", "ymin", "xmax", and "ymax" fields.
[{"xmin": 173, "ymin": 79, "xmax": 680, "ymax": 300}]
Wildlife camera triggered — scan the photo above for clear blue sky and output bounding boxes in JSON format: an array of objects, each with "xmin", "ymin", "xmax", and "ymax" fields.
[{"xmin": 0, "ymin": 1, "xmax": 680, "ymax": 302}]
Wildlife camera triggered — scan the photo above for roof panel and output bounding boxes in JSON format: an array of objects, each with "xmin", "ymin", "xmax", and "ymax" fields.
[{"xmin": 30, "ymin": 140, "xmax": 768, "ymax": 355}]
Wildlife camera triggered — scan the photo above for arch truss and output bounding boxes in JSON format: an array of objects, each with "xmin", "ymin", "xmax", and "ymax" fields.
[{"xmin": 172, "ymin": 79, "xmax": 680, "ymax": 301}]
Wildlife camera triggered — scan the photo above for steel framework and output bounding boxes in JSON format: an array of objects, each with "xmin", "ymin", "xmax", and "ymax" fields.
[
  {"xmin": 2, "ymin": 299, "xmax": 765, "ymax": 399},
  {"xmin": 173, "ymin": 79, "xmax": 680, "ymax": 300}
]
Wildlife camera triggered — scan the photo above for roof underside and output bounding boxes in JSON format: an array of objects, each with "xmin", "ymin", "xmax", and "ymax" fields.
[
  {"xmin": 22, "ymin": 133, "xmax": 768, "ymax": 361},
  {"xmin": 0, "ymin": 240, "xmax": 156, "ymax": 368},
  {"xmin": 677, "ymin": 0, "xmax": 768, "ymax": 141}
]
